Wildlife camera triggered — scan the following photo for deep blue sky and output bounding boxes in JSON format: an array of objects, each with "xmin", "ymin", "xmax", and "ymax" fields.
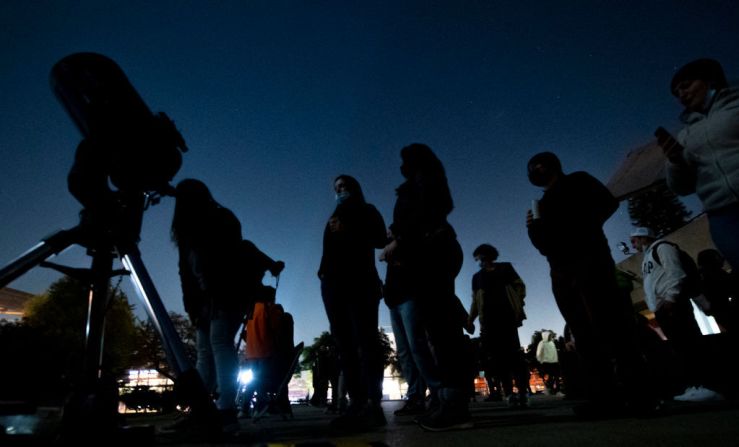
[{"xmin": 1, "ymin": 1, "xmax": 737, "ymax": 347}]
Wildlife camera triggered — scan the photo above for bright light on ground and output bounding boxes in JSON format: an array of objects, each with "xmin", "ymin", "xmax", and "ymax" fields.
[{"xmin": 238, "ymin": 369, "xmax": 254, "ymax": 385}]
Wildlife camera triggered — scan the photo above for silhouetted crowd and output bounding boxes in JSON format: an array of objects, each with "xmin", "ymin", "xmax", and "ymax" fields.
[{"xmin": 166, "ymin": 57, "xmax": 739, "ymax": 434}]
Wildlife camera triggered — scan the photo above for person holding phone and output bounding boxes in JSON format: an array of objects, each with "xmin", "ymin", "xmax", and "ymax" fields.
[{"xmin": 661, "ymin": 58, "xmax": 739, "ymax": 270}]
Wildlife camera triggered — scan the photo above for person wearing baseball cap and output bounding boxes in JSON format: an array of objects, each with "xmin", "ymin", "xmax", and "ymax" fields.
[
  {"xmin": 630, "ymin": 226, "xmax": 724, "ymax": 403},
  {"xmin": 629, "ymin": 227, "xmax": 657, "ymax": 253}
]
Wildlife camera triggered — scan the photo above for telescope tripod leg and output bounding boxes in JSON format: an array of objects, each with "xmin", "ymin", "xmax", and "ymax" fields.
[
  {"xmin": 0, "ymin": 227, "xmax": 79, "ymax": 289},
  {"xmin": 121, "ymin": 249, "xmax": 220, "ymax": 425},
  {"xmin": 60, "ymin": 249, "xmax": 123, "ymax": 441}
]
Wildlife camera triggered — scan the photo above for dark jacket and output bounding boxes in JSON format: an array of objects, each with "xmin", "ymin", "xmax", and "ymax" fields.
[
  {"xmin": 528, "ymin": 171, "xmax": 617, "ymax": 266},
  {"xmin": 384, "ymin": 177, "xmax": 461, "ymax": 306},
  {"xmin": 178, "ymin": 206, "xmax": 244, "ymax": 325},
  {"xmin": 389, "ymin": 177, "xmax": 452, "ymax": 248},
  {"xmin": 318, "ymin": 199, "xmax": 386, "ymax": 296}
]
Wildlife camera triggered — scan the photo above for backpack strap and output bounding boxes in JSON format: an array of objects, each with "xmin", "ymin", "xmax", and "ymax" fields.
[{"xmin": 650, "ymin": 240, "xmax": 676, "ymax": 266}]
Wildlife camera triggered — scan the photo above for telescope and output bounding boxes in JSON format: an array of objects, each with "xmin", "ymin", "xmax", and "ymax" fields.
[{"xmin": 0, "ymin": 53, "xmax": 218, "ymax": 442}]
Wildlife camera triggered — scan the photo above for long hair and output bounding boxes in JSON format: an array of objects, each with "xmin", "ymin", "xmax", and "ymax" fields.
[
  {"xmin": 399, "ymin": 143, "xmax": 454, "ymax": 215},
  {"xmin": 334, "ymin": 174, "xmax": 366, "ymax": 204},
  {"xmin": 171, "ymin": 178, "xmax": 219, "ymax": 247}
]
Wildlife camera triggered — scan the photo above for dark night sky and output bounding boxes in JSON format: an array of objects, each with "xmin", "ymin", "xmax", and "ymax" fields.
[{"xmin": 1, "ymin": 1, "xmax": 737, "ymax": 347}]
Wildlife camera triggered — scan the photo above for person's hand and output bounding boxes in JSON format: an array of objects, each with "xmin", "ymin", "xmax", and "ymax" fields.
[
  {"xmin": 659, "ymin": 300, "xmax": 676, "ymax": 318},
  {"xmin": 270, "ymin": 260, "xmax": 285, "ymax": 276},
  {"xmin": 379, "ymin": 239, "xmax": 398, "ymax": 263},
  {"xmin": 465, "ymin": 321, "xmax": 475, "ymax": 335},
  {"xmin": 663, "ymin": 143, "xmax": 686, "ymax": 165},
  {"xmin": 328, "ymin": 216, "xmax": 344, "ymax": 233},
  {"xmin": 526, "ymin": 209, "xmax": 534, "ymax": 227},
  {"xmin": 656, "ymin": 129, "xmax": 687, "ymax": 166}
]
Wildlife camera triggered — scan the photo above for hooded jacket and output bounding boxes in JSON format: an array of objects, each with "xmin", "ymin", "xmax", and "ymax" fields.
[
  {"xmin": 666, "ymin": 86, "xmax": 739, "ymax": 212},
  {"xmin": 536, "ymin": 331, "xmax": 559, "ymax": 364}
]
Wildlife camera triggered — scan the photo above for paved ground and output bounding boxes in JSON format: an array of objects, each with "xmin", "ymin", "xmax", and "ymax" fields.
[
  {"xmin": 4, "ymin": 394, "xmax": 739, "ymax": 446},
  {"xmin": 145, "ymin": 394, "xmax": 739, "ymax": 447}
]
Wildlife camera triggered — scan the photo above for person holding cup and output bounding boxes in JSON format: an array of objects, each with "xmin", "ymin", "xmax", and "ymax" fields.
[{"xmin": 525, "ymin": 152, "xmax": 657, "ymax": 418}]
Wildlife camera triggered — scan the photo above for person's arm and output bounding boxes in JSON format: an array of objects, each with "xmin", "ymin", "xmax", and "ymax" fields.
[
  {"xmin": 366, "ymin": 204, "xmax": 388, "ymax": 249},
  {"xmin": 243, "ymin": 239, "xmax": 284, "ymax": 276},
  {"xmin": 526, "ymin": 209, "xmax": 552, "ymax": 256},
  {"xmin": 468, "ymin": 290, "xmax": 480, "ymax": 325},
  {"xmin": 506, "ymin": 263, "xmax": 526, "ymax": 301},
  {"xmin": 579, "ymin": 172, "xmax": 618, "ymax": 225},
  {"xmin": 655, "ymin": 243, "xmax": 688, "ymax": 305},
  {"xmin": 658, "ymin": 127, "xmax": 697, "ymax": 196}
]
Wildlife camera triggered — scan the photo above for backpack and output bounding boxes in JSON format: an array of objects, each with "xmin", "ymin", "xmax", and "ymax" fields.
[{"xmin": 651, "ymin": 241, "xmax": 701, "ymax": 298}]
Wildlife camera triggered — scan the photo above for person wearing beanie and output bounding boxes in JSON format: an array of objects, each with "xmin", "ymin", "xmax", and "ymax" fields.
[{"xmin": 661, "ymin": 58, "xmax": 739, "ymax": 272}]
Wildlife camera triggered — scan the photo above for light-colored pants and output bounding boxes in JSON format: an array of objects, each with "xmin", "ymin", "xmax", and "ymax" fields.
[{"xmin": 196, "ymin": 310, "xmax": 242, "ymax": 410}]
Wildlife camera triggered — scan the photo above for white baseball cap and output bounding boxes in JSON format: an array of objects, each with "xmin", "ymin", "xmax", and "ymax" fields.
[{"xmin": 630, "ymin": 227, "xmax": 656, "ymax": 238}]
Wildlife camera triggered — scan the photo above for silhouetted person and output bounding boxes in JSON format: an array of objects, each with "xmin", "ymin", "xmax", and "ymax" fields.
[
  {"xmin": 318, "ymin": 174, "xmax": 387, "ymax": 431},
  {"xmin": 526, "ymin": 152, "xmax": 656, "ymax": 417},
  {"xmin": 559, "ymin": 324, "xmax": 587, "ymax": 400},
  {"xmin": 171, "ymin": 179, "xmax": 244, "ymax": 433},
  {"xmin": 241, "ymin": 287, "xmax": 291, "ymax": 416},
  {"xmin": 381, "ymin": 143, "xmax": 470, "ymax": 431},
  {"xmin": 662, "ymin": 59, "xmax": 739, "ymax": 271},
  {"xmin": 468, "ymin": 244, "xmax": 529, "ymax": 407},
  {"xmin": 536, "ymin": 331, "xmax": 560, "ymax": 395},
  {"xmin": 698, "ymin": 249, "xmax": 739, "ymax": 333},
  {"xmin": 310, "ymin": 340, "xmax": 340, "ymax": 409}
]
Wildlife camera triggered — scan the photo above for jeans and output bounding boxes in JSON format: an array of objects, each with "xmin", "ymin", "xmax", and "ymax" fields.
[
  {"xmin": 389, "ymin": 299, "xmax": 440, "ymax": 398},
  {"xmin": 196, "ymin": 310, "xmax": 242, "ymax": 411}
]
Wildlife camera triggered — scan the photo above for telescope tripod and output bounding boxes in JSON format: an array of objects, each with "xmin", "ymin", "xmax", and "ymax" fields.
[{"xmin": 0, "ymin": 192, "xmax": 219, "ymax": 441}]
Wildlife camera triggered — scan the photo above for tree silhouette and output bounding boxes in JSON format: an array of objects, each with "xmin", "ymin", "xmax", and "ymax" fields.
[
  {"xmin": 299, "ymin": 329, "xmax": 396, "ymax": 372},
  {"xmin": 627, "ymin": 183, "xmax": 692, "ymax": 237},
  {"xmin": 3, "ymin": 276, "xmax": 137, "ymax": 404},
  {"xmin": 129, "ymin": 312, "xmax": 196, "ymax": 380},
  {"xmin": 24, "ymin": 276, "xmax": 137, "ymax": 378}
]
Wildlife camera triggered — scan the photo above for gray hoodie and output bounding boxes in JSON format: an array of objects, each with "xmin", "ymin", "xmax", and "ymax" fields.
[{"xmin": 666, "ymin": 86, "xmax": 739, "ymax": 212}]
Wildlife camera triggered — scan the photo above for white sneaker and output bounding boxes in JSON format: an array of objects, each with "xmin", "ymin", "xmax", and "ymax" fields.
[
  {"xmin": 674, "ymin": 386, "xmax": 724, "ymax": 402},
  {"xmin": 686, "ymin": 386, "xmax": 725, "ymax": 402},
  {"xmin": 673, "ymin": 386, "xmax": 697, "ymax": 401}
]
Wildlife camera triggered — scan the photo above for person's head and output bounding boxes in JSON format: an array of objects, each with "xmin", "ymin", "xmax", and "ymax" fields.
[
  {"xmin": 171, "ymin": 178, "xmax": 217, "ymax": 245},
  {"xmin": 671, "ymin": 58, "xmax": 728, "ymax": 112},
  {"xmin": 333, "ymin": 174, "xmax": 365, "ymax": 204},
  {"xmin": 400, "ymin": 143, "xmax": 446, "ymax": 180},
  {"xmin": 697, "ymin": 248, "xmax": 725, "ymax": 271},
  {"xmin": 629, "ymin": 227, "xmax": 656, "ymax": 253},
  {"xmin": 399, "ymin": 143, "xmax": 454, "ymax": 214},
  {"xmin": 473, "ymin": 243, "xmax": 499, "ymax": 269},
  {"xmin": 527, "ymin": 152, "xmax": 563, "ymax": 189}
]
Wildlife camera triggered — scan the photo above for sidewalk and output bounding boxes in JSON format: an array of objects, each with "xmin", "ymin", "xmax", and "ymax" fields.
[{"xmin": 144, "ymin": 394, "xmax": 739, "ymax": 447}]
